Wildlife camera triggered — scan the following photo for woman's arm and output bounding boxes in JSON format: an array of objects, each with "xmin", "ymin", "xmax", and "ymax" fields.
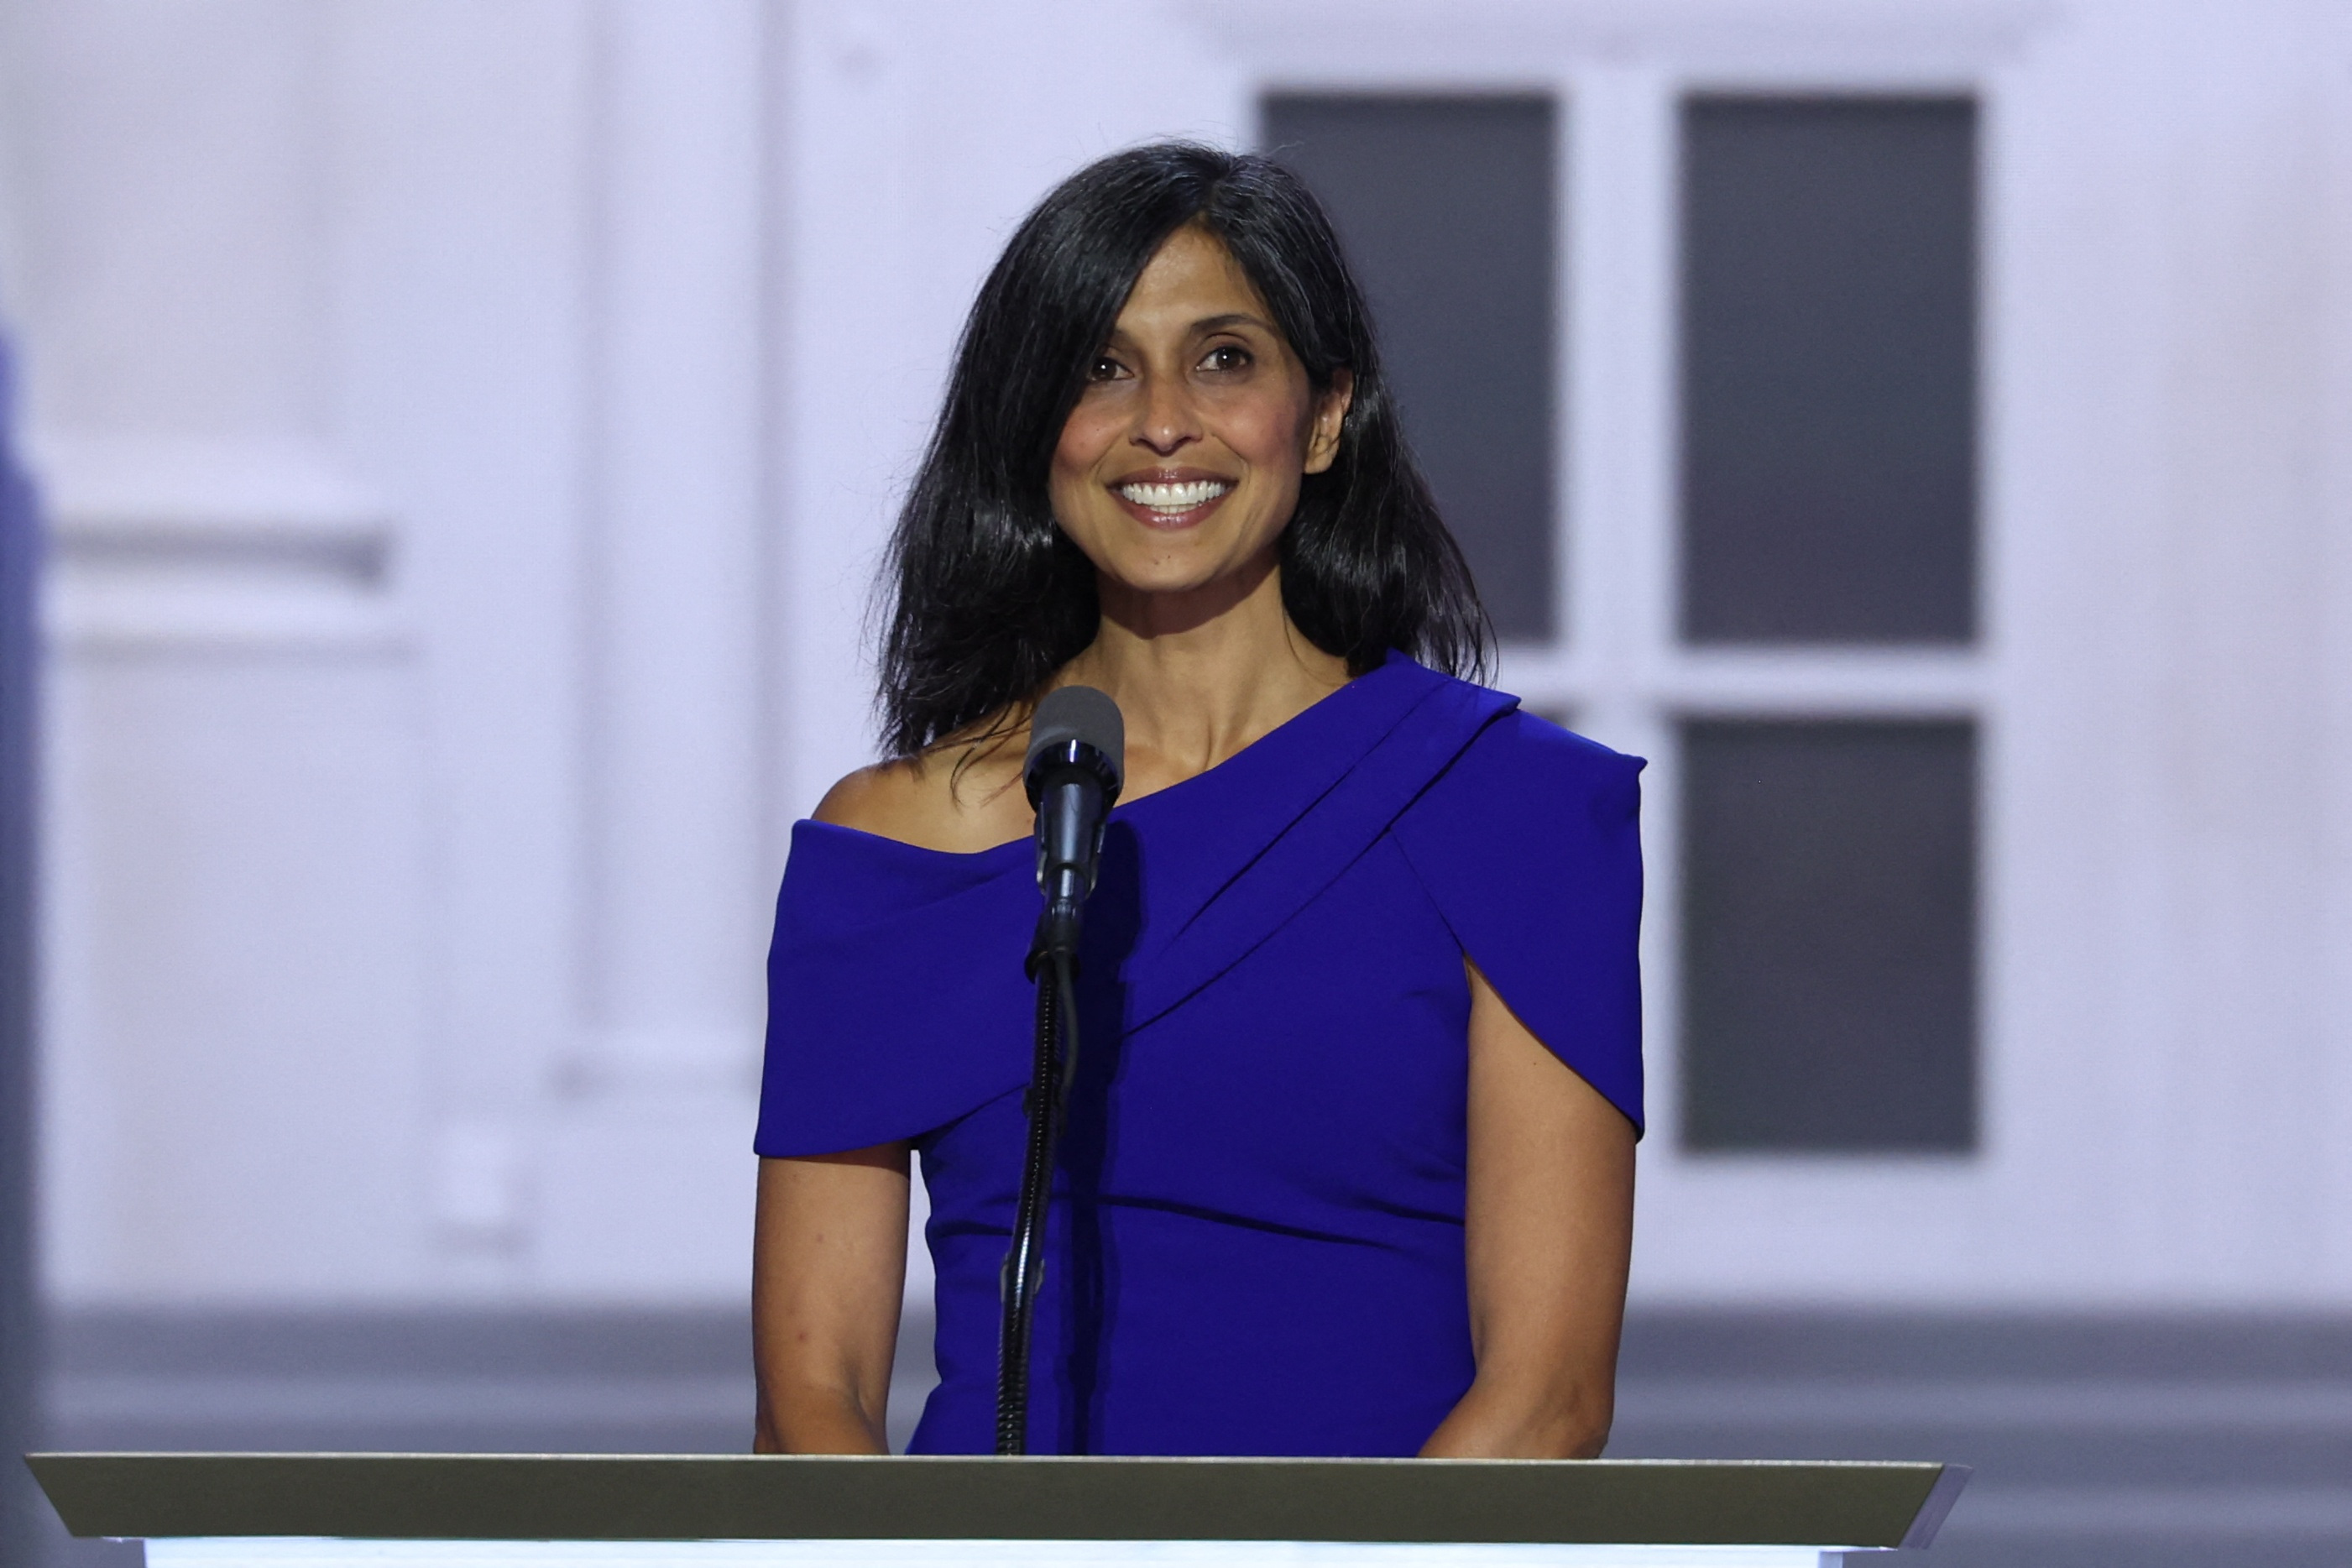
[
  {"xmin": 1420, "ymin": 961, "xmax": 1637, "ymax": 1458},
  {"xmin": 751, "ymin": 1144, "xmax": 912, "ymax": 1453}
]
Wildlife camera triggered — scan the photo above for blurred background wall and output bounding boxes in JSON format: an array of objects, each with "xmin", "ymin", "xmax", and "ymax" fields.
[{"xmin": 1, "ymin": 2, "xmax": 2349, "ymax": 1565}]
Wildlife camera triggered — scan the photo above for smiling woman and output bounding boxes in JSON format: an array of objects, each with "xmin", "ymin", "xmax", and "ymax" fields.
[
  {"xmin": 870, "ymin": 144, "xmax": 1486, "ymax": 774},
  {"xmin": 750, "ymin": 144, "xmax": 1644, "ymax": 1460},
  {"xmin": 1050, "ymin": 227, "xmax": 1351, "ymax": 609}
]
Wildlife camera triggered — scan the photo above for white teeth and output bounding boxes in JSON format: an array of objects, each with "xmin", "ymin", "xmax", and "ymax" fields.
[{"xmin": 1117, "ymin": 478, "xmax": 1231, "ymax": 512}]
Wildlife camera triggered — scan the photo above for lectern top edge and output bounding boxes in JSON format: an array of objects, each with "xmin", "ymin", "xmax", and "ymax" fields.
[
  {"xmin": 34, "ymin": 1451, "xmax": 1949, "ymax": 1469},
  {"xmin": 27, "ymin": 1451, "xmax": 1970, "ymax": 1550}
]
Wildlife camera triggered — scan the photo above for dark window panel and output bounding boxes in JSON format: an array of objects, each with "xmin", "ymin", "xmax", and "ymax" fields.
[
  {"xmin": 1680, "ymin": 97, "xmax": 1978, "ymax": 644},
  {"xmin": 1680, "ymin": 719, "xmax": 1978, "ymax": 1152},
  {"xmin": 1264, "ymin": 94, "xmax": 1559, "ymax": 642}
]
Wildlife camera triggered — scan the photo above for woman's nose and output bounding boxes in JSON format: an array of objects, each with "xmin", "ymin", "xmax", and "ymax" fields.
[{"xmin": 1130, "ymin": 372, "xmax": 1199, "ymax": 456}]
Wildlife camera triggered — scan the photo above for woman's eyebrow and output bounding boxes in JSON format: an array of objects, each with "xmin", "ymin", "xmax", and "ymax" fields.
[{"xmin": 1191, "ymin": 312, "xmax": 1272, "ymax": 334}]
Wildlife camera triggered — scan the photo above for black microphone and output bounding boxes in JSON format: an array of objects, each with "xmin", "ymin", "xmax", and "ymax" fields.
[
  {"xmin": 996, "ymin": 685, "xmax": 1124, "ymax": 1455},
  {"xmin": 1023, "ymin": 686, "xmax": 1124, "ymax": 963}
]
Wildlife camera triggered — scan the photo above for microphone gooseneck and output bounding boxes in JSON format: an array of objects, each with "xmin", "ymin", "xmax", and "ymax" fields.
[{"xmin": 996, "ymin": 686, "xmax": 1124, "ymax": 1456}]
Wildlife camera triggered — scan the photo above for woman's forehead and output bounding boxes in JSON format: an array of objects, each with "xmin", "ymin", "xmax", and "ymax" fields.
[{"xmin": 1110, "ymin": 225, "xmax": 1277, "ymax": 339}]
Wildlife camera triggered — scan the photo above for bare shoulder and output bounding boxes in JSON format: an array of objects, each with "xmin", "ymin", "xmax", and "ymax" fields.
[
  {"xmin": 811, "ymin": 735, "xmax": 1032, "ymax": 855},
  {"xmin": 809, "ymin": 763, "xmax": 931, "ymax": 840}
]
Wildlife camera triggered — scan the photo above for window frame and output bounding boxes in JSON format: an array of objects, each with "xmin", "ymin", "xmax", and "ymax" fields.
[{"xmin": 1250, "ymin": 41, "xmax": 2008, "ymax": 1177}]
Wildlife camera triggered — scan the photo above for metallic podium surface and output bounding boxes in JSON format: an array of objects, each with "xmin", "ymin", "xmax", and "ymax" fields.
[{"xmin": 29, "ymin": 1452, "xmax": 1969, "ymax": 1567}]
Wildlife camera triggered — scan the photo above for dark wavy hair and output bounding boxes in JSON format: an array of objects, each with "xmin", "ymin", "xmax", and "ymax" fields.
[{"xmin": 875, "ymin": 140, "xmax": 1490, "ymax": 757}]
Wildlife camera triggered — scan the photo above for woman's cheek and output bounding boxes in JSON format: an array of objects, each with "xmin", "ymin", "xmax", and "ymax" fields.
[
  {"xmin": 1219, "ymin": 390, "xmax": 1314, "ymax": 468},
  {"xmin": 1053, "ymin": 404, "xmax": 1118, "ymax": 473}
]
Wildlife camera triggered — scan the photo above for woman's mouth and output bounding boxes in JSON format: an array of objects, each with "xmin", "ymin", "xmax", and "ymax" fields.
[{"xmin": 1114, "ymin": 477, "xmax": 1234, "ymax": 528}]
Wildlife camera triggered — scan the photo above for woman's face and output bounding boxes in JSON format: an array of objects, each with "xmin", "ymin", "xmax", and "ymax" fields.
[{"xmin": 1049, "ymin": 224, "xmax": 1351, "ymax": 601}]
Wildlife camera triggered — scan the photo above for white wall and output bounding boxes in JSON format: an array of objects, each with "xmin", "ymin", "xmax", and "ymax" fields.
[
  {"xmin": 3, "ymin": 0, "xmax": 2349, "ymax": 1311},
  {"xmin": 8, "ymin": 0, "xmax": 774, "ymax": 1303}
]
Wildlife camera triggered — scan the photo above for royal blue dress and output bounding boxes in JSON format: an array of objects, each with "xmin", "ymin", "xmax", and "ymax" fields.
[{"xmin": 755, "ymin": 652, "xmax": 1644, "ymax": 1457}]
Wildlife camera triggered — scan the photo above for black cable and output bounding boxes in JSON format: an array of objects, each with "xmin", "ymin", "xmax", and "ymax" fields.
[{"xmin": 996, "ymin": 953, "xmax": 1063, "ymax": 1455}]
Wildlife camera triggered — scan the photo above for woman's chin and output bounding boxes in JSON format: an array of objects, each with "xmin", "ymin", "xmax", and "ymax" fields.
[{"xmin": 1097, "ymin": 568, "xmax": 1283, "ymax": 635}]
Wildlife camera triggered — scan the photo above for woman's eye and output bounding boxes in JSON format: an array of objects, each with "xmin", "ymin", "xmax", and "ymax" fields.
[
  {"xmin": 1200, "ymin": 344, "xmax": 1252, "ymax": 372},
  {"xmin": 1087, "ymin": 356, "xmax": 1126, "ymax": 382}
]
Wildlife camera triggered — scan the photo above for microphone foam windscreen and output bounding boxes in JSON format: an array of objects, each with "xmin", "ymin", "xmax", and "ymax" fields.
[{"xmin": 1026, "ymin": 685, "xmax": 1126, "ymax": 786}]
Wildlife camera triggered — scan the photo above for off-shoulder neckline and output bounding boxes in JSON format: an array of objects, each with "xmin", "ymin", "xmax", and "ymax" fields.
[{"xmin": 800, "ymin": 652, "xmax": 1420, "ymax": 861}]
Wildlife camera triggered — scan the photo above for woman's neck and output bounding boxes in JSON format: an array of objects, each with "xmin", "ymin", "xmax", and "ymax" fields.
[{"xmin": 1064, "ymin": 556, "xmax": 1352, "ymax": 795}]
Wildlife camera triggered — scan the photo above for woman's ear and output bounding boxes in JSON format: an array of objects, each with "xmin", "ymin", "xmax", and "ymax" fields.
[{"xmin": 1302, "ymin": 368, "xmax": 1355, "ymax": 475}]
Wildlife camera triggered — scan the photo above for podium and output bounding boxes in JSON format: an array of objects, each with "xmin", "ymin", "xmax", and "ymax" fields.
[{"xmin": 29, "ymin": 1452, "xmax": 1968, "ymax": 1566}]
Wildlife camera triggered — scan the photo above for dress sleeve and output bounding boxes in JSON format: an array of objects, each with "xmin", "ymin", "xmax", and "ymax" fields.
[
  {"xmin": 1390, "ymin": 709, "xmax": 1646, "ymax": 1133},
  {"xmin": 754, "ymin": 823, "xmax": 1035, "ymax": 1158}
]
